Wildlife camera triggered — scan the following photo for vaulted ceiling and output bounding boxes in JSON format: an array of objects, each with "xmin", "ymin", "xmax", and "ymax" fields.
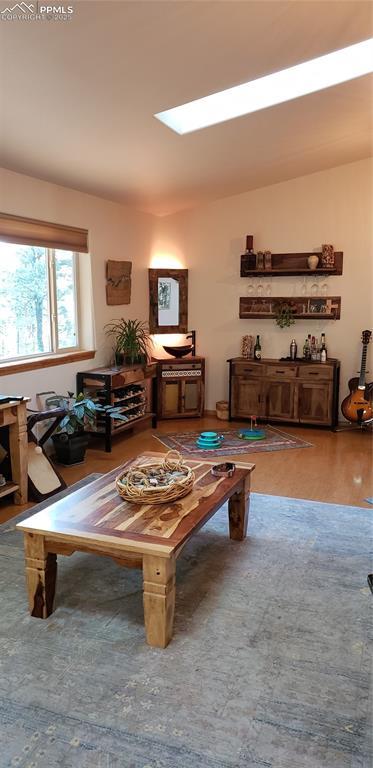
[{"xmin": 1, "ymin": 0, "xmax": 372, "ymax": 215}]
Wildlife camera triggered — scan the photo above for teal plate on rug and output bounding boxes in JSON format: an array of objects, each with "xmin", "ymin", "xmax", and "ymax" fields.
[{"xmin": 238, "ymin": 428, "xmax": 266, "ymax": 440}]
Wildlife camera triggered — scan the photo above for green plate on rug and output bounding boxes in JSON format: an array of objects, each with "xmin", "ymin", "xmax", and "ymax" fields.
[{"xmin": 237, "ymin": 429, "xmax": 266, "ymax": 441}]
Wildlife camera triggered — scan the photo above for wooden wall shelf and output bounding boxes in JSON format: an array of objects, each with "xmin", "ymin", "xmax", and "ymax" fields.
[
  {"xmin": 240, "ymin": 251, "xmax": 343, "ymax": 277},
  {"xmin": 239, "ymin": 296, "xmax": 341, "ymax": 320}
]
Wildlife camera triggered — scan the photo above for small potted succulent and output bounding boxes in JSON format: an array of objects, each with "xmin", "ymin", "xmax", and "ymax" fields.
[{"xmin": 105, "ymin": 318, "xmax": 152, "ymax": 366}]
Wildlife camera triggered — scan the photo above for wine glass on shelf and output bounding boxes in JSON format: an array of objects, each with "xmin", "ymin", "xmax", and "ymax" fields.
[
  {"xmin": 301, "ymin": 276, "xmax": 307, "ymax": 296},
  {"xmin": 247, "ymin": 280, "xmax": 255, "ymax": 296},
  {"xmin": 311, "ymin": 280, "xmax": 318, "ymax": 296},
  {"xmin": 321, "ymin": 277, "xmax": 328, "ymax": 297},
  {"xmin": 265, "ymin": 278, "xmax": 272, "ymax": 296},
  {"xmin": 256, "ymin": 280, "xmax": 264, "ymax": 297}
]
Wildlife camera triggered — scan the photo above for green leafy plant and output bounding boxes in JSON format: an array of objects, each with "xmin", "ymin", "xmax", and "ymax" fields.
[
  {"xmin": 273, "ymin": 301, "xmax": 296, "ymax": 328},
  {"xmin": 105, "ymin": 318, "xmax": 152, "ymax": 364},
  {"xmin": 47, "ymin": 392, "xmax": 98, "ymax": 435},
  {"xmin": 48, "ymin": 392, "xmax": 131, "ymax": 436}
]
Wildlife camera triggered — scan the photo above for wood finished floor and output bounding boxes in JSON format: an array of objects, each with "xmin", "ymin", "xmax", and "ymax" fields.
[{"xmin": 1, "ymin": 417, "xmax": 372, "ymax": 524}]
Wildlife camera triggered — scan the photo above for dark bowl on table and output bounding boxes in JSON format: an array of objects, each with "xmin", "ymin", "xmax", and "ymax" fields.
[{"xmin": 162, "ymin": 344, "xmax": 193, "ymax": 358}]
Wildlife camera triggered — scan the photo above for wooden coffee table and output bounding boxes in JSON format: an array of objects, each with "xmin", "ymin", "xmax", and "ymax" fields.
[{"xmin": 17, "ymin": 453, "xmax": 255, "ymax": 647}]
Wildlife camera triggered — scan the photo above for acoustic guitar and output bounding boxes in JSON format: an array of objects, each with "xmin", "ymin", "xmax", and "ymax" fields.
[{"xmin": 341, "ymin": 330, "xmax": 373, "ymax": 423}]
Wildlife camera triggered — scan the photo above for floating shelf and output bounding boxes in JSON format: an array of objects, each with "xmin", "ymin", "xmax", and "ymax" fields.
[
  {"xmin": 240, "ymin": 251, "xmax": 343, "ymax": 277},
  {"xmin": 239, "ymin": 296, "xmax": 341, "ymax": 320}
]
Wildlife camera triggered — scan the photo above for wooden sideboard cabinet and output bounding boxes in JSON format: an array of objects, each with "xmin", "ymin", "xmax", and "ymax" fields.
[
  {"xmin": 227, "ymin": 358, "xmax": 340, "ymax": 428},
  {"xmin": 157, "ymin": 357, "xmax": 205, "ymax": 419}
]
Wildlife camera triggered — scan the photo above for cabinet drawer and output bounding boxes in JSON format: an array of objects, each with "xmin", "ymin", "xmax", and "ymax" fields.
[
  {"xmin": 265, "ymin": 365, "xmax": 297, "ymax": 378},
  {"xmin": 298, "ymin": 365, "xmax": 333, "ymax": 381},
  {"xmin": 232, "ymin": 362, "xmax": 262, "ymax": 377},
  {"xmin": 111, "ymin": 369, "xmax": 144, "ymax": 387}
]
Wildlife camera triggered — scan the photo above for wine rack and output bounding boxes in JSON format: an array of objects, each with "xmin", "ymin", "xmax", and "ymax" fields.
[{"xmin": 76, "ymin": 363, "xmax": 157, "ymax": 452}]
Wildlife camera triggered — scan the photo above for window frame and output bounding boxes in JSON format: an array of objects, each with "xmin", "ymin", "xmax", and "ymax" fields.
[{"xmin": 0, "ymin": 243, "xmax": 80, "ymax": 364}]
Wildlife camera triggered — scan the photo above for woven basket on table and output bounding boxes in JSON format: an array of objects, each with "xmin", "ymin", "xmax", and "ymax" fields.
[{"xmin": 116, "ymin": 450, "xmax": 195, "ymax": 504}]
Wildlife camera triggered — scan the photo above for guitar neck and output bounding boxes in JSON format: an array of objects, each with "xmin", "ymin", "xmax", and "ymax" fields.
[{"xmin": 358, "ymin": 345, "xmax": 368, "ymax": 388}]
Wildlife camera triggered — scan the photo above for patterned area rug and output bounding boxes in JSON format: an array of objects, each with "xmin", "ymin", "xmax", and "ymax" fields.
[
  {"xmin": 0, "ymin": 485, "xmax": 371, "ymax": 767},
  {"xmin": 155, "ymin": 425, "xmax": 313, "ymax": 458}
]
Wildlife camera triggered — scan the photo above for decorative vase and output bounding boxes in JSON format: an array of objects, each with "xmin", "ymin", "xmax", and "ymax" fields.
[{"xmin": 307, "ymin": 254, "xmax": 319, "ymax": 271}]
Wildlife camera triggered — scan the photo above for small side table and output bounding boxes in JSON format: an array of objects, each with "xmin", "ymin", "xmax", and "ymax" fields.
[{"xmin": 0, "ymin": 399, "xmax": 28, "ymax": 504}]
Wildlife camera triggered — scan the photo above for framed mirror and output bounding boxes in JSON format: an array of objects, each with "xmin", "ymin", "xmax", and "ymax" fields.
[{"xmin": 149, "ymin": 268, "xmax": 188, "ymax": 333}]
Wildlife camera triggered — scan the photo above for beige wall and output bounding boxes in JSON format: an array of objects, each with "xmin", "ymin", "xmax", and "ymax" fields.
[
  {"xmin": 2, "ymin": 160, "xmax": 372, "ymax": 415},
  {"xmin": 154, "ymin": 158, "xmax": 373, "ymax": 411},
  {"xmin": 0, "ymin": 168, "xmax": 154, "ymax": 403}
]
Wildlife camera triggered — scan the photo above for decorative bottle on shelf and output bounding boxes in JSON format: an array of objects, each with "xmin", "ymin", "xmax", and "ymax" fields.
[
  {"xmin": 245, "ymin": 235, "xmax": 256, "ymax": 269},
  {"xmin": 254, "ymin": 335, "xmax": 261, "ymax": 360},
  {"xmin": 320, "ymin": 333, "xmax": 327, "ymax": 362},
  {"xmin": 245, "ymin": 235, "xmax": 253, "ymax": 253},
  {"xmin": 290, "ymin": 339, "xmax": 297, "ymax": 360},
  {"xmin": 256, "ymin": 251, "xmax": 264, "ymax": 270}
]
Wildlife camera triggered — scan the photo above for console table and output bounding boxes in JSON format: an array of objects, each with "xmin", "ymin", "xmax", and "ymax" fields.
[
  {"xmin": 156, "ymin": 357, "xmax": 205, "ymax": 419},
  {"xmin": 0, "ymin": 399, "xmax": 28, "ymax": 504},
  {"xmin": 227, "ymin": 358, "xmax": 340, "ymax": 428}
]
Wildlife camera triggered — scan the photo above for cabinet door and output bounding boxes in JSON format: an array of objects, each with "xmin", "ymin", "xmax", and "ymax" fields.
[
  {"xmin": 160, "ymin": 380, "xmax": 182, "ymax": 417},
  {"xmin": 232, "ymin": 377, "xmax": 263, "ymax": 417},
  {"xmin": 265, "ymin": 380, "xmax": 296, "ymax": 420},
  {"xmin": 298, "ymin": 382, "xmax": 332, "ymax": 425},
  {"xmin": 181, "ymin": 379, "xmax": 203, "ymax": 416}
]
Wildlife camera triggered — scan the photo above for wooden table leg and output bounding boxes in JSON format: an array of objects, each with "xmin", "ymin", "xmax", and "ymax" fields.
[
  {"xmin": 143, "ymin": 554, "xmax": 176, "ymax": 648},
  {"xmin": 24, "ymin": 533, "xmax": 57, "ymax": 618},
  {"xmin": 9, "ymin": 401, "xmax": 28, "ymax": 504},
  {"xmin": 228, "ymin": 474, "xmax": 251, "ymax": 541}
]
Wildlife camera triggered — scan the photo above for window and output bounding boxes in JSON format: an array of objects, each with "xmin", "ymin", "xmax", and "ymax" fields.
[{"xmin": 0, "ymin": 242, "xmax": 79, "ymax": 362}]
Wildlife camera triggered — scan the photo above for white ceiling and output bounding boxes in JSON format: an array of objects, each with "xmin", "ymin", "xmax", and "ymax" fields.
[{"xmin": 1, "ymin": 0, "xmax": 372, "ymax": 215}]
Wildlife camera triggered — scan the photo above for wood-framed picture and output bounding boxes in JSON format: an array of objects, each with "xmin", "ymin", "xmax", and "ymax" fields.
[{"xmin": 149, "ymin": 268, "xmax": 188, "ymax": 333}]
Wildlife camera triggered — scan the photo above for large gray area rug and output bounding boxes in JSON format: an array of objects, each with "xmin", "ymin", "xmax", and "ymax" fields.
[{"xmin": 0, "ymin": 479, "xmax": 371, "ymax": 768}]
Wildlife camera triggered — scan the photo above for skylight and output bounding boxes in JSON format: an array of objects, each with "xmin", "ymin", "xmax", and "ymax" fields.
[{"xmin": 155, "ymin": 38, "xmax": 373, "ymax": 134}]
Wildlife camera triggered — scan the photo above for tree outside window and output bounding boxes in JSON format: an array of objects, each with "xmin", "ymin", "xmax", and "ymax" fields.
[{"xmin": 0, "ymin": 242, "xmax": 78, "ymax": 361}]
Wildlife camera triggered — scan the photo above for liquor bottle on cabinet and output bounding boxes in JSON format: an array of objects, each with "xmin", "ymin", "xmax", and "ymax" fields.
[
  {"xmin": 303, "ymin": 337, "xmax": 310, "ymax": 360},
  {"xmin": 254, "ymin": 335, "xmax": 261, "ymax": 360},
  {"xmin": 320, "ymin": 333, "xmax": 328, "ymax": 362}
]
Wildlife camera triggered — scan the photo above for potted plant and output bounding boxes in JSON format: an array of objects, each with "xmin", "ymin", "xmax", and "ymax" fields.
[
  {"xmin": 49, "ymin": 392, "xmax": 97, "ymax": 465},
  {"xmin": 105, "ymin": 318, "xmax": 152, "ymax": 366},
  {"xmin": 273, "ymin": 300, "xmax": 297, "ymax": 328},
  {"xmin": 50, "ymin": 392, "xmax": 132, "ymax": 465}
]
